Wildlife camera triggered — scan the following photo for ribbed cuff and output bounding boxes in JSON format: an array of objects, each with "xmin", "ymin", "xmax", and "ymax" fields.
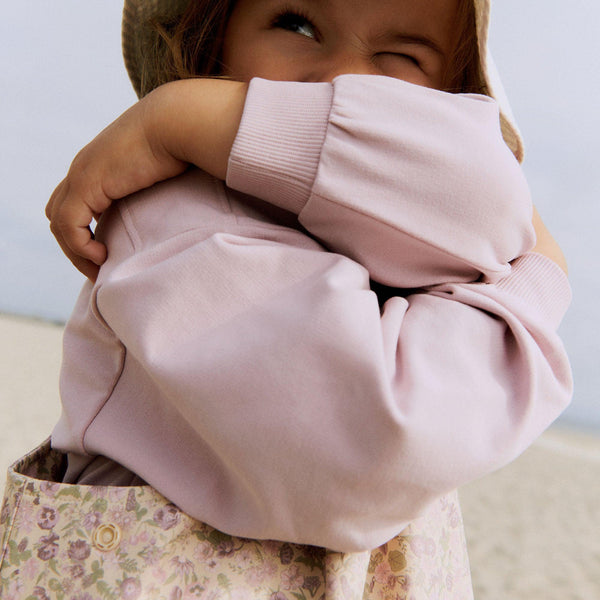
[
  {"xmin": 496, "ymin": 253, "xmax": 572, "ymax": 328},
  {"xmin": 226, "ymin": 78, "xmax": 333, "ymax": 215}
]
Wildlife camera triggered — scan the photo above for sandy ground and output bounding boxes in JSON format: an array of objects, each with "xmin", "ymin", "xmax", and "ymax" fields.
[{"xmin": 1, "ymin": 312, "xmax": 599, "ymax": 599}]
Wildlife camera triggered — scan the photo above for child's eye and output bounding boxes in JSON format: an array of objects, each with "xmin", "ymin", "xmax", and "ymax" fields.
[
  {"xmin": 377, "ymin": 53, "xmax": 421, "ymax": 68},
  {"xmin": 272, "ymin": 11, "xmax": 318, "ymax": 40}
]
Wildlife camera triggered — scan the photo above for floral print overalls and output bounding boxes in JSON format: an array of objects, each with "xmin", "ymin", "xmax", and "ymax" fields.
[{"xmin": 0, "ymin": 441, "xmax": 473, "ymax": 599}]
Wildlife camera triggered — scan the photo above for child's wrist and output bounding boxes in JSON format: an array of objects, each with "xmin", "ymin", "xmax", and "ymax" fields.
[{"xmin": 143, "ymin": 78, "xmax": 248, "ymax": 181}]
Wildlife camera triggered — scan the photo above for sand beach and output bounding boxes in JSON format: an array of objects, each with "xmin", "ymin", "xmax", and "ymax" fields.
[{"xmin": 1, "ymin": 312, "xmax": 598, "ymax": 599}]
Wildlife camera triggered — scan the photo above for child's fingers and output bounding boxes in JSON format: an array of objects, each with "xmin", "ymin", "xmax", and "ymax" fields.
[
  {"xmin": 47, "ymin": 179, "xmax": 108, "ymax": 270},
  {"xmin": 52, "ymin": 227, "xmax": 101, "ymax": 282},
  {"xmin": 45, "ymin": 178, "xmax": 65, "ymax": 222}
]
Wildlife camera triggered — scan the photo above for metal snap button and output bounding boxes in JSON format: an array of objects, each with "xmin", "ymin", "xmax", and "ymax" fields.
[{"xmin": 92, "ymin": 523, "xmax": 121, "ymax": 551}]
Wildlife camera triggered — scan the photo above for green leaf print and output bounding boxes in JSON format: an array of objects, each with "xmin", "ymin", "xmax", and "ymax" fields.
[
  {"xmin": 388, "ymin": 550, "xmax": 407, "ymax": 573},
  {"xmin": 193, "ymin": 529, "xmax": 208, "ymax": 542},
  {"xmin": 48, "ymin": 557, "xmax": 61, "ymax": 576},
  {"xmin": 165, "ymin": 572, "xmax": 177, "ymax": 585},
  {"xmin": 368, "ymin": 550, "xmax": 383, "ymax": 573},
  {"xmin": 119, "ymin": 557, "xmax": 139, "ymax": 573},
  {"xmin": 6, "ymin": 539, "xmax": 31, "ymax": 567},
  {"xmin": 8, "ymin": 540, "xmax": 21, "ymax": 566},
  {"xmin": 217, "ymin": 573, "xmax": 231, "ymax": 590},
  {"xmin": 83, "ymin": 567, "xmax": 104, "ymax": 589},
  {"xmin": 208, "ymin": 529, "xmax": 233, "ymax": 547},
  {"xmin": 92, "ymin": 498, "xmax": 108, "ymax": 513},
  {"xmin": 295, "ymin": 554, "xmax": 322, "ymax": 571},
  {"xmin": 97, "ymin": 579, "xmax": 119, "ymax": 600},
  {"xmin": 56, "ymin": 486, "xmax": 81, "ymax": 499}
]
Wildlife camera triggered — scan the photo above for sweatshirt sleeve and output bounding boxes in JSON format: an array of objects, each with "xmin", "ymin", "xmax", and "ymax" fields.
[
  {"xmin": 227, "ymin": 75, "xmax": 535, "ymax": 287},
  {"xmin": 55, "ymin": 184, "xmax": 572, "ymax": 552}
]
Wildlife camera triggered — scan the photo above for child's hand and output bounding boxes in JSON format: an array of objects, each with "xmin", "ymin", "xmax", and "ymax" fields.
[
  {"xmin": 46, "ymin": 79, "xmax": 247, "ymax": 280},
  {"xmin": 46, "ymin": 97, "xmax": 187, "ymax": 280},
  {"xmin": 531, "ymin": 207, "xmax": 568, "ymax": 274}
]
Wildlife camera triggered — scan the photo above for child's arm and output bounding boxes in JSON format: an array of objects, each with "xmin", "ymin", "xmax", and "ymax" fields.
[
  {"xmin": 47, "ymin": 76, "xmax": 567, "ymax": 283},
  {"xmin": 532, "ymin": 207, "xmax": 568, "ymax": 274},
  {"xmin": 55, "ymin": 175, "xmax": 572, "ymax": 551},
  {"xmin": 46, "ymin": 79, "xmax": 247, "ymax": 280},
  {"xmin": 226, "ymin": 76, "xmax": 568, "ymax": 284}
]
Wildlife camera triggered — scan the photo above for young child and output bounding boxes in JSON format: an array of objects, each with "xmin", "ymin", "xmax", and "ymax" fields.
[{"xmin": 2, "ymin": 0, "xmax": 572, "ymax": 598}]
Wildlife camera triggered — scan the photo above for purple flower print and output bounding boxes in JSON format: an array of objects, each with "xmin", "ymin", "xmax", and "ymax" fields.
[
  {"xmin": 281, "ymin": 565, "xmax": 304, "ymax": 590},
  {"xmin": 70, "ymin": 564, "xmax": 85, "ymax": 579},
  {"xmin": 82, "ymin": 510, "xmax": 103, "ymax": 531},
  {"xmin": 37, "ymin": 532, "xmax": 59, "ymax": 561},
  {"xmin": 17, "ymin": 537, "xmax": 29, "ymax": 553},
  {"xmin": 303, "ymin": 576, "xmax": 321, "ymax": 597},
  {"xmin": 170, "ymin": 555, "xmax": 194, "ymax": 578},
  {"xmin": 60, "ymin": 577, "xmax": 75, "ymax": 596},
  {"xmin": 193, "ymin": 540, "xmax": 215, "ymax": 562},
  {"xmin": 109, "ymin": 506, "xmax": 135, "ymax": 530},
  {"xmin": 37, "ymin": 506, "xmax": 58, "ymax": 530},
  {"xmin": 120, "ymin": 577, "xmax": 142, "ymax": 600},
  {"xmin": 32, "ymin": 587, "xmax": 51, "ymax": 600},
  {"xmin": 153, "ymin": 505, "xmax": 180, "ymax": 530},
  {"xmin": 88, "ymin": 485, "xmax": 109, "ymax": 499},
  {"xmin": 40, "ymin": 481, "xmax": 60, "ymax": 497},
  {"xmin": 216, "ymin": 539, "xmax": 235, "ymax": 557},
  {"xmin": 126, "ymin": 488, "xmax": 137, "ymax": 512},
  {"xmin": 374, "ymin": 561, "xmax": 396, "ymax": 587},
  {"xmin": 68, "ymin": 539, "xmax": 92, "ymax": 561},
  {"xmin": 270, "ymin": 593, "xmax": 287, "ymax": 600}
]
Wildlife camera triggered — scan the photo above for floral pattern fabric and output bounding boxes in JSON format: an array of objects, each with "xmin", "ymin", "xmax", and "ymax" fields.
[{"xmin": 0, "ymin": 441, "xmax": 473, "ymax": 599}]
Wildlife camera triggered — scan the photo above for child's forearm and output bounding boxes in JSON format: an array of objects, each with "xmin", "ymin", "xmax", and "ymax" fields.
[{"xmin": 145, "ymin": 78, "xmax": 247, "ymax": 181}]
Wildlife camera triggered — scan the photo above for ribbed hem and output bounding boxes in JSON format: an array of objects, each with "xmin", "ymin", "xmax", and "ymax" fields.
[
  {"xmin": 226, "ymin": 78, "xmax": 333, "ymax": 216},
  {"xmin": 496, "ymin": 253, "xmax": 572, "ymax": 328}
]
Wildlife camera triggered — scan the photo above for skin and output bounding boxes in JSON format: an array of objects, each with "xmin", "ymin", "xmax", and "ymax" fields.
[
  {"xmin": 222, "ymin": 0, "xmax": 460, "ymax": 88},
  {"xmin": 45, "ymin": 0, "xmax": 567, "ymax": 279}
]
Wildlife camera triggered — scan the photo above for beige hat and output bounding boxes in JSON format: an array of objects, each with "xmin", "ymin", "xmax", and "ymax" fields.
[{"xmin": 122, "ymin": 0, "xmax": 523, "ymax": 162}]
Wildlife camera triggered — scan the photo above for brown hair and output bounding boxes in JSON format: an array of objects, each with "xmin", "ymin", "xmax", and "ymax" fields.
[
  {"xmin": 139, "ymin": 0, "xmax": 236, "ymax": 97},
  {"xmin": 142, "ymin": 0, "xmax": 487, "ymax": 97},
  {"xmin": 444, "ymin": 0, "xmax": 488, "ymax": 94}
]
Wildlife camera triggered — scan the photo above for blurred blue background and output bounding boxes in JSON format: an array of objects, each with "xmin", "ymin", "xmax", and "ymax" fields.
[{"xmin": 1, "ymin": 1, "xmax": 598, "ymax": 431}]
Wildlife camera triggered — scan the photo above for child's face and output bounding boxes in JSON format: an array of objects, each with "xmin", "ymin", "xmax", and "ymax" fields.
[{"xmin": 222, "ymin": 0, "xmax": 461, "ymax": 90}]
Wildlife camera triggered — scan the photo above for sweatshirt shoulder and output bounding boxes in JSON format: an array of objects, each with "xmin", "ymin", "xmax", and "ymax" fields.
[
  {"xmin": 98, "ymin": 169, "xmax": 234, "ymax": 254},
  {"xmin": 95, "ymin": 169, "xmax": 320, "ymax": 272}
]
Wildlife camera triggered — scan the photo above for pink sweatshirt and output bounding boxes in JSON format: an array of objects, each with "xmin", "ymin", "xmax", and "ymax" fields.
[{"xmin": 52, "ymin": 76, "xmax": 572, "ymax": 552}]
